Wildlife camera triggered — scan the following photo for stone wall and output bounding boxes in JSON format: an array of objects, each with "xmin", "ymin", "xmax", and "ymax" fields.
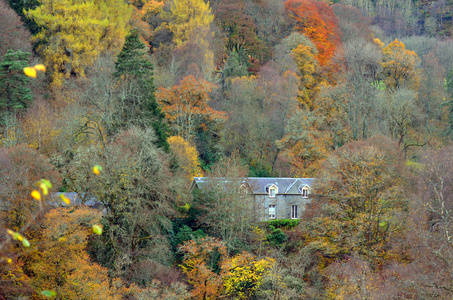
[{"xmin": 253, "ymin": 194, "xmax": 312, "ymax": 221}]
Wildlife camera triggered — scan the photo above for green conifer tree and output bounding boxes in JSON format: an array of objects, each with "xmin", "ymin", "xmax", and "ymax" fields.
[
  {"xmin": 114, "ymin": 30, "xmax": 170, "ymax": 151},
  {"xmin": 0, "ymin": 50, "xmax": 32, "ymax": 123}
]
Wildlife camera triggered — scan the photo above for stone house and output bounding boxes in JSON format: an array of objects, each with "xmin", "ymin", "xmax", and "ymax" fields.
[{"xmin": 189, "ymin": 177, "xmax": 314, "ymax": 222}]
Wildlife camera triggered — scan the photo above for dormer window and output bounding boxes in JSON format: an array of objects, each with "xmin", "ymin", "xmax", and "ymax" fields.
[
  {"xmin": 239, "ymin": 184, "xmax": 248, "ymax": 194},
  {"xmin": 267, "ymin": 184, "xmax": 278, "ymax": 197},
  {"xmin": 298, "ymin": 185, "xmax": 310, "ymax": 198}
]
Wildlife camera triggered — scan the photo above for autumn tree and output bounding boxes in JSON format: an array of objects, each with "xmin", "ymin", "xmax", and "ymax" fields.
[
  {"xmin": 169, "ymin": 0, "xmax": 215, "ymax": 77},
  {"xmin": 168, "ymin": 135, "xmax": 203, "ymax": 183},
  {"xmin": 114, "ymin": 30, "xmax": 169, "ymax": 150},
  {"xmin": 288, "ymin": 33, "xmax": 319, "ymax": 108},
  {"xmin": 0, "ymin": 144, "xmax": 60, "ymax": 231},
  {"xmin": 378, "ymin": 38, "xmax": 421, "ymax": 90},
  {"xmin": 306, "ymin": 136, "xmax": 408, "ymax": 263},
  {"xmin": 179, "ymin": 237, "xmax": 227, "ymax": 299},
  {"xmin": 221, "ymin": 252, "xmax": 275, "ymax": 299},
  {"xmin": 0, "ymin": 50, "xmax": 32, "ymax": 122},
  {"xmin": 129, "ymin": 0, "xmax": 164, "ymax": 44},
  {"xmin": 214, "ymin": 2, "xmax": 268, "ymax": 62},
  {"xmin": 284, "ymin": 0, "xmax": 341, "ymax": 65},
  {"xmin": 169, "ymin": 0, "xmax": 214, "ymax": 46},
  {"xmin": 28, "ymin": 208, "xmax": 131, "ymax": 299},
  {"xmin": 67, "ymin": 127, "xmax": 183, "ymax": 285},
  {"xmin": 21, "ymin": 99, "xmax": 59, "ymax": 155},
  {"xmin": 276, "ymin": 108, "xmax": 334, "ymax": 177},
  {"xmin": 25, "ymin": 0, "xmax": 132, "ymax": 85},
  {"xmin": 157, "ymin": 75, "xmax": 226, "ymax": 141}
]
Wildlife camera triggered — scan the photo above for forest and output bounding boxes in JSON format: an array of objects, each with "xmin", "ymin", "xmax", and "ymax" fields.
[{"xmin": 1, "ymin": 0, "xmax": 453, "ymax": 298}]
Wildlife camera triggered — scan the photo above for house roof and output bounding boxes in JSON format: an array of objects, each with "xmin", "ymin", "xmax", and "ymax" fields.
[
  {"xmin": 190, "ymin": 177, "xmax": 315, "ymax": 195},
  {"xmin": 49, "ymin": 192, "xmax": 104, "ymax": 209}
]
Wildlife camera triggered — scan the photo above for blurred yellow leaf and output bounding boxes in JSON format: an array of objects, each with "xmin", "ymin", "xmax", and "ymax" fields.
[
  {"xmin": 31, "ymin": 190, "xmax": 41, "ymax": 201},
  {"xmin": 22, "ymin": 238, "xmax": 30, "ymax": 248},
  {"xmin": 92, "ymin": 224, "xmax": 103, "ymax": 235},
  {"xmin": 34, "ymin": 64, "xmax": 46, "ymax": 72},
  {"xmin": 93, "ymin": 165, "xmax": 103, "ymax": 175},
  {"xmin": 40, "ymin": 183, "xmax": 49, "ymax": 196},
  {"xmin": 23, "ymin": 67, "xmax": 37, "ymax": 78},
  {"xmin": 60, "ymin": 194, "xmax": 71, "ymax": 205}
]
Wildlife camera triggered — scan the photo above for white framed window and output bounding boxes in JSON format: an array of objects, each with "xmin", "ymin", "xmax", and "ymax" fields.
[
  {"xmin": 291, "ymin": 205, "xmax": 298, "ymax": 219},
  {"xmin": 298, "ymin": 185, "xmax": 310, "ymax": 198},
  {"xmin": 269, "ymin": 187, "xmax": 276, "ymax": 197},
  {"xmin": 267, "ymin": 184, "xmax": 278, "ymax": 197},
  {"xmin": 269, "ymin": 205, "xmax": 276, "ymax": 219}
]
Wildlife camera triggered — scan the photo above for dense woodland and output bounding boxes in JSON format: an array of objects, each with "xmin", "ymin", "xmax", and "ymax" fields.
[{"xmin": 2, "ymin": 0, "xmax": 453, "ymax": 298}]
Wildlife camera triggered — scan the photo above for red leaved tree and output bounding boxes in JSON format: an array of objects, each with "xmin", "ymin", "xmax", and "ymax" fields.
[{"xmin": 285, "ymin": 0, "xmax": 341, "ymax": 66}]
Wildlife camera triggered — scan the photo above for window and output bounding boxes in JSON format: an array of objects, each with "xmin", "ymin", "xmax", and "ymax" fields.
[
  {"xmin": 298, "ymin": 185, "xmax": 310, "ymax": 198},
  {"xmin": 291, "ymin": 205, "xmax": 298, "ymax": 219},
  {"xmin": 269, "ymin": 205, "xmax": 276, "ymax": 219},
  {"xmin": 269, "ymin": 187, "xmax": 276, "ymax": 197},
  {"xmin": 267, "ymin": 184, "xmax": 277, "ymax": 197}
]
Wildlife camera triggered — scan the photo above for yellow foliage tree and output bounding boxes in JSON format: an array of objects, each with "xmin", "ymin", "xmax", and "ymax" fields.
[
  {"xmin": 25, "ymin": 0, "xmax": 132, "ymax": 85},
  {"xmin": 21, "ymin": 100, "xmax": 59, "ymax": 155},
  {"xmin": 379, "ymin": 38, "xmax": 421, "ymax": 90},
  {"xmin": 169, "ymin": 0, "xmax": 215, "ymax": 76},
  {"xmin": 291, "ymin": 43, "xmax": 319, "ymax": 109},
  {"xmin": 29, "ymin": 208, "xmax": 132, "ymax": 299},
  {"xmin": 169, "ymin": 0, "xmax": 214, "ymax": 46},
  {"xmin": 221, "ymin": 252, "xmax": 275, "ymax": 300},
  {"xmin": 168, "ymin": 135, "xmax": 203, "ymax": 182}
]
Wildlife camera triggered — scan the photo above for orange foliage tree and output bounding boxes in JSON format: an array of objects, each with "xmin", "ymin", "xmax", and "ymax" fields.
[
  {"xmin": 28, "ymin": 208, "xmax": 131, "ymax": 299},
  {"xmin": 285, "ymin": 0, "xmax": 341, "ymax": 65},
  {"xmin": 179, "ymin": 237, "xmax": 227, "ymax": 299},
  {"xmin": 129, "ymin": 0, "xmax": 165, "ymax": 44},
  {"xmin": 156, "ymin": 75, "xmax": 227, "ymax": 141}
]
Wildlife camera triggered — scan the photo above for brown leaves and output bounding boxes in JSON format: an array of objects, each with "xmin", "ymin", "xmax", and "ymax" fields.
[{"xmin": 157, "ymin": 75, "xmax": 227, "ymax": 140}]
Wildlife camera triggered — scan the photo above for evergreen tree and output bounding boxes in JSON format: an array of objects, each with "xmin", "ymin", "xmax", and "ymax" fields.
[
  {"xmin": 0, "ymin": 50, "xmax": 32, "ymax": 123},
  {"xmin": 114, "ymin": 30, "xmax": 170, "ymax": 151}
]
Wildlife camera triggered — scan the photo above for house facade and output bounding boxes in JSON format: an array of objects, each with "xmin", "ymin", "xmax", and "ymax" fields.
[{"xmin": 189, "ymin": 177, "xmax": 314, "ymax": 222}]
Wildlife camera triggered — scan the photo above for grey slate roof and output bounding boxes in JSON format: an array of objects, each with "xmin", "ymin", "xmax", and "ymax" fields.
[
  {"xmin": 190, "ymin": 177, "xmax": 315, "ymax": 195},
  {"xmin": 49, "ymin": 192, "xmax": 104, "ymax": 209}
]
